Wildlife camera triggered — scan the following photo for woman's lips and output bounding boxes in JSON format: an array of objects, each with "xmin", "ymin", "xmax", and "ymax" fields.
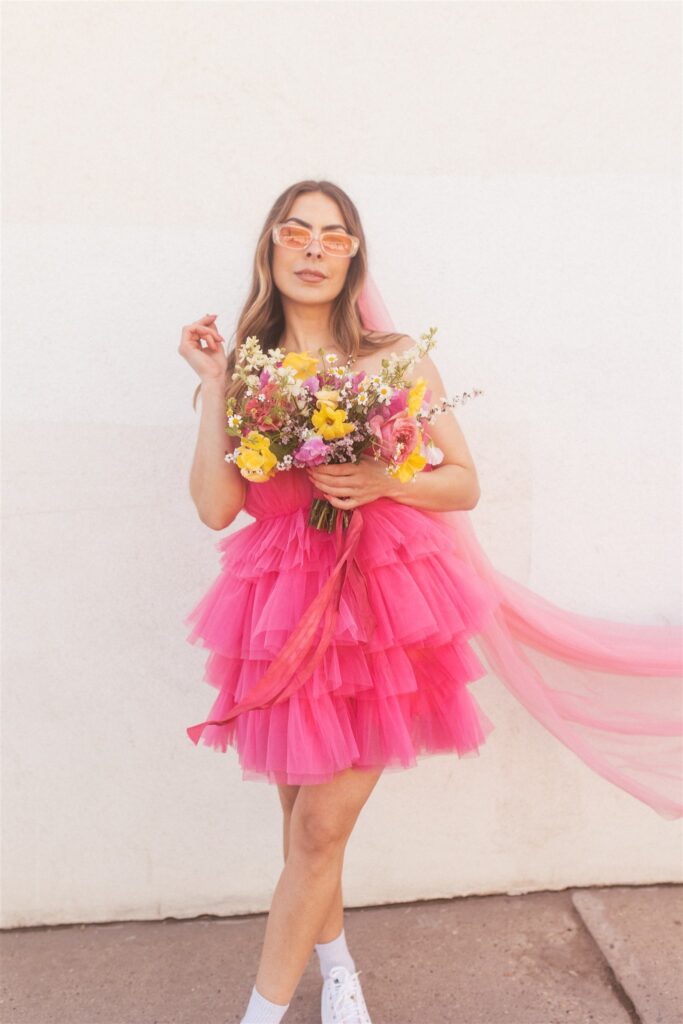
[{"xmin": 296, "ymin": 271, "xmax": 326, "ymax": 283}]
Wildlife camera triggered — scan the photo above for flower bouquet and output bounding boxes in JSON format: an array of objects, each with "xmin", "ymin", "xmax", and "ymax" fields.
[{"xmin": 224, "ymin": 327, "xmax": 483, "ymax": 531}]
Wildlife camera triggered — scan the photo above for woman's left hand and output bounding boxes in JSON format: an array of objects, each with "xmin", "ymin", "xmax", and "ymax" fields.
[{"xmin": 306, "ymin": 454, "xmax": 397, "ymax": 510}]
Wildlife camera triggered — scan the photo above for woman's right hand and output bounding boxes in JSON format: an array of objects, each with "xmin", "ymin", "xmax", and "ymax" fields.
[{"xmin": 178, "ymin": 314, "xmax": 227, "ymax": 383}]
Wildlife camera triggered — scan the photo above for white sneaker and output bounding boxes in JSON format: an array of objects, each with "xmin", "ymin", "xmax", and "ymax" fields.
[{"xmin": 321, "ymin": 965, "xmax": 373, "ymax": 1024}]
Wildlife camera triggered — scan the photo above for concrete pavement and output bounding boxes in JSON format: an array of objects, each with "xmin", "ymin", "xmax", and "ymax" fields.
[{"xmin": 2, "ymin": 885, "xmax": 681, "ymax": 1024}]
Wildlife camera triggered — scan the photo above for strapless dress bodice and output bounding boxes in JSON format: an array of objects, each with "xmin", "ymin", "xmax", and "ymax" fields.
[{"xmin": 244, "ymin": 466, "xmax": 317, "ymax": 520}]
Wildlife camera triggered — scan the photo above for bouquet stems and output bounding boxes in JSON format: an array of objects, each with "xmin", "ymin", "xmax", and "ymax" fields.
[{"xmin": 308, "ymin": 497, "xmax": 352, "ymax": 532}]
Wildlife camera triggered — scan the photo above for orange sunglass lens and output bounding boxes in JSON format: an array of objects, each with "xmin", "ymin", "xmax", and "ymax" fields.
[{"xmin": 278, "ymin": 225, "xmax": 354, "ymax": 255}]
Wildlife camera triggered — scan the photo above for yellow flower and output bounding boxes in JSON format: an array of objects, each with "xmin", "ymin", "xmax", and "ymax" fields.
[
  {"xmin": 312, "ymin": 405, "xmax": 356, "ymax": 441},
  {"xmin": 235, "ymin": 431, "xmax": 278, "ymax": 482},
  {"xmin": 281, "ymin": 351, "xmax": 319, "ymax": 381},
  {"xmin": 407, "ymin": 377, "xmax": 427, "ymax": 416},
  {"xmin": 387, "ymin": 433, "xmax": 427, "ymax": 483},
  {"xmin": 315, "ymin": 388, "xmax": 341, "ymax": 408}
]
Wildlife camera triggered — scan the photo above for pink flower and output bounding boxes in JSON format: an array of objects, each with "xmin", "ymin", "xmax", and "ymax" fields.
[
  {"xmin": 294, "ymin": 436, "xmax": 328, "ymax": 466},
  {"xmin": 349, "ymin": 371, "xmax": 368, "ymax": 395},
  {"xmin": 389, "ymin": 390, "xmax": 408, "ymax": 416},
  {"xmin": 367, "ymin": 409, "xmax": 420, "ymax": 463},
  {"xmin": 244, "ymin": 381, "xmax": 288, "ymax": 429}
]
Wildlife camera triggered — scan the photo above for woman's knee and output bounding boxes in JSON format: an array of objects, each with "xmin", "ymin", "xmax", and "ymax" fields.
[
  {"xmin": 289, "ymin": 805, "xmax": 351, "ymax": 860},
  {"xmin": 288, "ymin": 766, "xmax": 383, "ymax": 859}
]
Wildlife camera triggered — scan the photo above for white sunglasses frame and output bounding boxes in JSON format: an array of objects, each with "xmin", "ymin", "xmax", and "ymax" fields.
[{"xmin": 272, "ymin": 222, "xmax": 360, "ymax": 258}]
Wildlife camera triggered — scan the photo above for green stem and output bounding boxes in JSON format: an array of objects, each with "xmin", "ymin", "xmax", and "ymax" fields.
[{"xmin": 308, "ymin": 497, "xmax": 347, "ymax": 532}]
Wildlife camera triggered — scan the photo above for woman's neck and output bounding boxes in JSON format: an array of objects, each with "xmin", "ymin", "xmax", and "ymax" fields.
[{"xmin": 279, "ymin": 335, "xmax": 342, "ymax": 357}]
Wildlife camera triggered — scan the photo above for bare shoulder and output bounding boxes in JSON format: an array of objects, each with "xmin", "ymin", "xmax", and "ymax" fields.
[
  {"xmin": 363, "ymin": 330, "xmax": 415, "ymax": 352},
  {"xmin": 365, "ymin": 332, "xmax": 447, "ymax": 396},
  {"xmin": 355, "ymin": 331, "xmax": 417, "ymax": 374},
  {"xmin": 362, "ymin": 332, "xmax": 476, "ymax": 475},
  {"xmin": 399, "ymin": 335, "xmax": 449, "ymax": 397}
]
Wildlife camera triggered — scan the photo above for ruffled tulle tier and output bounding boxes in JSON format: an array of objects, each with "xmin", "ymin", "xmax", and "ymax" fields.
[{"xmin": 184, "ymin": 496, "xmax": 502, "ymax": 785}]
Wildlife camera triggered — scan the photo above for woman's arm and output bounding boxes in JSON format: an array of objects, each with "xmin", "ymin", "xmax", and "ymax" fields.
[
  {"xmin": 306, "ymin": 337, "xmax": 482, "ymax": 514},
  {"xmin": 385, "ymin": 346, "xmax": 481, "ymax": 512},
  {"xmin": 189, "ymin": 379, "xmax": 246, "ymax": 530},
  {"xmin": 386, "ymin": 458, "xmax": 479, "ymax": 513}
]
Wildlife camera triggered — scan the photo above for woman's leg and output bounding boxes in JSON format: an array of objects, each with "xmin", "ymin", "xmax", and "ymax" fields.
[
  {"xmin": 277, "ymin": 783, "xmax": 344, "ymax": 943},
  {"xmin": 254, "ymin": 765, "xmax": 384, "ymax": 1005}
]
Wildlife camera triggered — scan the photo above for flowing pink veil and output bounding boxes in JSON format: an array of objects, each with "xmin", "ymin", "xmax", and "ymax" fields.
[{"xmin": 359, "ymin": 270, "xmax": 683, "ymax": 820}]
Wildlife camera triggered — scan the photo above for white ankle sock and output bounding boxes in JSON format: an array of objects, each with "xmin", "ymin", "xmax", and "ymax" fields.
[
  {"xmin": 240, "ymin": 983, "xmax": 290, "ymax": 1023},
  {"xmin": 314, "ymin": 926, "xmax": 357, "ymax": 979}
]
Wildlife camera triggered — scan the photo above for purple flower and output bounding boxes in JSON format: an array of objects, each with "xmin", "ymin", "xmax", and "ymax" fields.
[
  {"xmin": 302, "ymin": 375, "xmax": 321, "ymax": 393},
  {"xmin": 259, "ymin": 368, "xmax": 271, "ymax": 385},
  {"xmin": 293, "ymin": 436, "xmax": 328, "ymax": 466}
]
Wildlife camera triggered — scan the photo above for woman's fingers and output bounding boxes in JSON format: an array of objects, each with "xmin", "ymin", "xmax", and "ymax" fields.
[
  {"xmin": 196, "ymin": 316, "xmax": 225, "ymax": 344},
  {"xmin": 178, "ymin": 315, "xmax": 228, "ymax": 381},
  {"xmin": 308, "ymin": 473, "xmax": 360, "ymax": 504},
  {"xmin": 179, "ymin": 318, "xmax": 225, "ymax": 352},
  {"xmin": 194, "ymin": 326, "xmax": 225, "ymax": 348},
  {"xmin": 309, "ymin": 478, "xmax": 357, "ymax": 496}
]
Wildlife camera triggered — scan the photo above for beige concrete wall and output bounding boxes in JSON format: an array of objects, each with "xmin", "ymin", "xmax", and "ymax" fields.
[{"xmin": 2, "ymin": 2, "xmax": 681, "ymax": 928}]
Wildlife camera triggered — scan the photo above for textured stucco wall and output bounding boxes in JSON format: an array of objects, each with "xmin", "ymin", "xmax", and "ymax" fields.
[{"xmin": 2, "ymin": 1, "xmax": 681, "ymax": 928}]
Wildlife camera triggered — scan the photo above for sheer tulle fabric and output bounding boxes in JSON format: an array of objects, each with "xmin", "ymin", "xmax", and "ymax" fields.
[
  {"xmin": 185, "ymin": 471, "xmax": 502, "ymax": 785},
  {"xmin": 424, "ymin": 507, "xmax": 683, "ymax": 820},
  {"xmin": 185, "ymin": 271, "xmax": 683, "ymax": 817}
]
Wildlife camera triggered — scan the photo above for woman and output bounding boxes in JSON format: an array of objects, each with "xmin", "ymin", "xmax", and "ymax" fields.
[{"xmin": 179, "ymin": 180, "xmax": 682, "ymax": 1024}]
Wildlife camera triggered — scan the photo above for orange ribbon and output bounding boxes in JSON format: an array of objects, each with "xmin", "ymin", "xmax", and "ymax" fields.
[{"xmin": 187, "ymin": 507, "xmax": 375, "ymax": 746}]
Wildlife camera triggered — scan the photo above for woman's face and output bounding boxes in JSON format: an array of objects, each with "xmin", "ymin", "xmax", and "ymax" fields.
[{"xmin": 271, "ymin": 191, "xmax": 353, "ymax": 305}]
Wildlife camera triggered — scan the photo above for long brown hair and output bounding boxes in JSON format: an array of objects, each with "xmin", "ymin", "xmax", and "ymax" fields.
[{"xmin": 192, "ymin": 179, "xmax": 406, "ymax": 412}]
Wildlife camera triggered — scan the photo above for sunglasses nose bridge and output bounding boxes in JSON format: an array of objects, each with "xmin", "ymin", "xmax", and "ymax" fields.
[{"xmin": 304, "ymin": 235, "xmax": 323, "ymax": 254}]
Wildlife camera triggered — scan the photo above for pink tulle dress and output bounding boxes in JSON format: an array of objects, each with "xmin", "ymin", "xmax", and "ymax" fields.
[{"xmin": 184, "ymin": 465, "xmax": 503, "ymax": 785}]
